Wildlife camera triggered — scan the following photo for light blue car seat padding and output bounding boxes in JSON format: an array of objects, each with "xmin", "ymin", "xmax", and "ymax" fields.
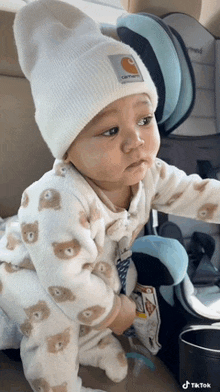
[
  {"xmin": 132, "ymin": 235, "xmax": 188, "ymax": 286},
  {"xmin": 139, "ymin": 14, "xmax": 195, "ymax": 134},
  {"xmin": 117, "ymin": 13, "xmax": 181, "ymax": 125},
  {"xmin": 162, "ymin": 27, "xmax": 195, "ymax": 133},
  {"xmin": 116, "ymin": 13, "xmax": 195, "ymax": 135},
  {"xmin": 163, "ymin": 13, "xmax": 220, "ymax": 137}
]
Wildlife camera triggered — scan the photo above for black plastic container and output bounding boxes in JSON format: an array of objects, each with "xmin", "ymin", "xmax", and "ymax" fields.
[{"xmin": 179, "ymin": 326, "xmax": 220, "ymax": 391}]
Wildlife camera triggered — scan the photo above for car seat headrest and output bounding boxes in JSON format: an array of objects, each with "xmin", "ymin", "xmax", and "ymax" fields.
[
  {"xmin": 163, "ymin": 13, "xmax": 220, "ymax": 137},
  {"xmin": 117, "ymin": 13, "xmax": 195, "ymax": 136}
]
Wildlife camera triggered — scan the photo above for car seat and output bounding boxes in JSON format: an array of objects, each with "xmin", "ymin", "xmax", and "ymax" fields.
[
  {"xmin": 116, "ymin": 11, "xmax": 220, "ymax": 377},
  {"xmin": 117, "ymin": 9, "xmax": 220, "ymax": 320}
]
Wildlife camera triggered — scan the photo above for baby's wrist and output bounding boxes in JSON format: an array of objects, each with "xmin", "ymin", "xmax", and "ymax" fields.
[
  {"xmin": 93, "ymin": 294, "xmax": 136, "ymax": 334},
  {"xmin": 107, "ymin": 294, "xmax": 136, "ymax": 335},
  {"xmin": 93, "ymin": 294, "xmax": 122, "ymax": 331}
]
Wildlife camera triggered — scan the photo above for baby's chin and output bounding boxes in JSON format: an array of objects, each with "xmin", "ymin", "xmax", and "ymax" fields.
[{"xmin": 124, "ymin": 164, "xmax": 149, "ymax": 184}]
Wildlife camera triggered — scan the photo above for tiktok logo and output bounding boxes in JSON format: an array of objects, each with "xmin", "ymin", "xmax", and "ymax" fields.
[{"xmin": 182, "ymin": 381, "xmax": 211, "ymax": 389}]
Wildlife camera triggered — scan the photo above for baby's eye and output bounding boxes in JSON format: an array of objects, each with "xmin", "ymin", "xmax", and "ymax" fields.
[
  {"xmin": 138, "ymin": 116, "xmax": 153, "ymax": 126},
  {"xmin": 102, "ymin": 127, "xmax": 119, "ymax": 137}
]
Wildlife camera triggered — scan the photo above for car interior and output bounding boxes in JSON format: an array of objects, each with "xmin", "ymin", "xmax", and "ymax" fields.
[{"xmin": 1, "ymin": 0, "xmax": 220, "ymax": 391}]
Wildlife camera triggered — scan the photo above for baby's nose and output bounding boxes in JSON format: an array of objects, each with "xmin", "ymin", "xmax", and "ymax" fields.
[{"xmin": 122, "ymin": 131, "xmax": 144, "ymax": 153}]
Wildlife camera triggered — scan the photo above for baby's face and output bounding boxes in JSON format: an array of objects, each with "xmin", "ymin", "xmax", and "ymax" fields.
[{"xmin": 65, "ymin": 93, "xmax": 160, "ymax": 191}]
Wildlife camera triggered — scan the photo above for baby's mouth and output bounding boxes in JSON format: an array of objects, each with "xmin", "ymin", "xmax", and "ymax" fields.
[{"xmin": 127, "ymin": 159, "xmax": 145, "ymax": 169}]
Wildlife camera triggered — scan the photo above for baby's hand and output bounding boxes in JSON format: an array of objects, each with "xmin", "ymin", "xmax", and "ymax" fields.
[{"xmin": 108, "ymin": 294, "xmax": 136, "ymax": 335}]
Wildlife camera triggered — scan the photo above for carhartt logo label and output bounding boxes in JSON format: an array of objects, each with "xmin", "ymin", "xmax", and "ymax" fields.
[
  {"xmin": 121, "ymin": 57, "xmax": 139, "ymax": 74},
  {"xmin": 108, "ymin": 54, "xmax": 143, "ymax": 84}
]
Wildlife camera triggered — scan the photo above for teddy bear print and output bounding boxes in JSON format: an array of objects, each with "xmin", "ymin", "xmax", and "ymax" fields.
[
  {"xmin": 20, "ymin": 257, "xmax": 35, "ymax": 270},
  {"xmin": 92, "ymin": 261, "xmax": 113, "ymax": 281},
  {"xmin": 79, "ymin": 210, "xmax": 90, "ymax": 229},
  {"xmin": 152, "ymin": 192, "xmax": 160, "ymax": 206},
  {"xmin": 24, "ymin": 300, "xmax": 50, "ymax": 323},
  {"xmin": 106, "ymin": 219, "xmax": 125, "ymax": 237},
  {"xmin": 4, "ymin": 263, "xmax": 21, "ymax": 273},
  {"xmin": 52, "ymin": 239, "xmax": 81, "ymax": 260},
  {"xmin": 79, "ymin": 324, "xmax": 92, "ymax": 338},
  {"xmin": 31, "ymin": 378, "xmax": 50, "ymax": 392},
  {"xmin": 38, "ymin": 189, "xmax": 61, "ymax": 211},
  {"xmin": 48, "ymin": 286, "xmax": 76, "ymax": 303},
  {"xmin": 97, "ymin": 334, "xmax": 113, "ymax": 349},
  {"xmin": 90, "ymin": 200, "xmax": 102, "ymax": 222},
  {"xmin": 79, "ymin": 201, "xmax": 102, "ymax": 230},
  {"xmin": 20, "ymin": 319, "xmax": 33, "ymax": 338},
  {"xmin": 21, "ymin": 221, "xmax": 39, "ymax": 244},
  {"xmin": 194, "ymin": 179, "xmax": 209, "ymax": 193},
  {"xmin": 20, "ymin": 191, "xmax": 29, "ymax": 208},
  {"xmin": 78, "ymin": 305, "xmax": 105, "ymax": 324},
  {"xmin": 46, "ymin": 327, "xmax": 71, "ymax": 354},
  {"xmin": 197, "ymin": 203, "xmax": 218, "ymax": 220},
  {"xmin": 31, "ymin": 379, "xmax": 68, "ymax": 392},
  {"xmin": 117, "ymin": 351, "xmax": 128, "ymax": 367},
  {"xmin": 52, "ymin": 382, "xmax": 68, "ymax": 392},
  {"xmin": 54, "ymin": 162, "xmax": 69, "ymax": 177},
  {"xmin": 82, "ymin": 262, "xmax": 95, "ymax": 271},
  {"xmin": 165, "ymin": 192, "xmax": 183, "ymax": 207},
  {"xmin": 6, "ymin": 233, "xmax": 21, "ymax": 250}
]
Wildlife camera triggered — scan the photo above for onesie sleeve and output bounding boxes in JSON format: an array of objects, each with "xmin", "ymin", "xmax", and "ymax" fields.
[
  {"xmin": 150, "ymin": 158, "xmax": 220, "ymax": 223},
  {"xmin": 17, "ymin": 167, "xmax": 135, "ymax": 330}
]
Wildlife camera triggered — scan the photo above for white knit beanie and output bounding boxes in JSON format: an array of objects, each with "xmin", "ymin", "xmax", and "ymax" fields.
[{"xmin": 14, "ymin": 0, "xmax": 158, "ymax": 159}]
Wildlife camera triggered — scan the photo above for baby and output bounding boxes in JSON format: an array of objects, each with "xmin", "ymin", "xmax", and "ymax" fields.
[{"xmin": 1, "ymin": 1, "xmax": 220, "ymax": 391}]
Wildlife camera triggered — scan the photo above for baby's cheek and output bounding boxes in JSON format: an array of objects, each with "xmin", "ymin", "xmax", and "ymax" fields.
[{"xmin": 149, "ymin": 124, "xmax": 160, "ymax": 154}]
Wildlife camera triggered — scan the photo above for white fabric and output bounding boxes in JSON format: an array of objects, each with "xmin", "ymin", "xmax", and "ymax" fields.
[
  {"xmin": 196, "ymin": 286, "xmax": 220, "ymax": 313},
  {"xmin": 1, "ymin": 157, "xmax": 220, "ymax": 325},
  {"xmin": 1, "ymin": 157, "xmax": 220, "ymax": 390}
]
